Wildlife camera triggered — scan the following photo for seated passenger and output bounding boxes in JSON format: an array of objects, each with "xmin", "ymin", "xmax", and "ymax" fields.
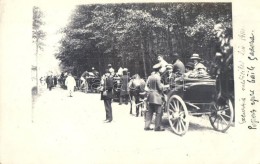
[
  {"xmin": 184, "ymin": 62, "xmax": 194, "ymax": 77},
  {"xmin": 188, "ymin": 54, "xmax": 209, "ymax": 78}
]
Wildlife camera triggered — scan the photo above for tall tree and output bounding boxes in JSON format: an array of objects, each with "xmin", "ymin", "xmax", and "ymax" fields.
[{"xmin": 32, "ymin": 6, "xmax": 46, "ymax": 93}]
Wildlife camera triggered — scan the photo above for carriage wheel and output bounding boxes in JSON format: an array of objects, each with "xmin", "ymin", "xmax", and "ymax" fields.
[
  {"xmin": 167, "ymin": 95, "xmax": 189, "ymax": 136},
  {"xmin": 209, "ymin": 99, "xmax": 234, "ymax": 132}
]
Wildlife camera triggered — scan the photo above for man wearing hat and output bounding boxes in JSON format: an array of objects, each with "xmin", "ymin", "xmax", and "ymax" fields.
[
  {"xmin": 190, "ymin": 54, "xmax": 206, "ymax": 71},
  {"xmin": 100, "ymin": 69, "xmax": 114, "ymax": 123},
  {"xmin": 144, "ymin": 63, "xmax": 165, "ymax": 131},
  {"xmin": 189, "ymin": 54, "xmax": 209, "ymax": 78},
  {"xmin": 172, "ymin": 53, "xmax": 185, "ymax": 77}
]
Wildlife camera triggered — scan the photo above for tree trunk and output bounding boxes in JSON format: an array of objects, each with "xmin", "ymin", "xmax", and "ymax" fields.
[{"xmin": 140, "ymin": 32, "xmax": 147, "ymax": 78}]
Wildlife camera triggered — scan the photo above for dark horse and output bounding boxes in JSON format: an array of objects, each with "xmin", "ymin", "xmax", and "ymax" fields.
[{"xmin": 129, "ymin": 74, "xmax": 146, "ymax": 117}]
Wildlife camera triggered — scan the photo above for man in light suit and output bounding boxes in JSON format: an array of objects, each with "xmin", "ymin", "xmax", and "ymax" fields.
[{"xmin": 144, "ymin": 64, "xmax": 165, "ymax": 131}]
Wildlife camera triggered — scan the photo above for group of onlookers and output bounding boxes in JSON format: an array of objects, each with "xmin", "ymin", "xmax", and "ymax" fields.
[{"xmin": 99, "ymin": 53, "xmax": 210, "ymax": 132}]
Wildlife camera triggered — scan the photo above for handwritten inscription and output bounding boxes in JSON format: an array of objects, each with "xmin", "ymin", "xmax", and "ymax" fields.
[
  {"xmin": 247, "ymin": 66, "xmax": 255, "ymax": 83},
  {"xmin": 239, "ymin": 98, "xmax": 246, "ymax": 124},
  {"xmin": 238, "ymin": 61, "xmax": 245, "ymax": 91},
  {"xmin": 249, "ymin": 90, "xmax": 259, "ymax": 105},
  {"xmin": 248, "ymin": 32, "xmax": 258, "ymax": 61},
  {"xmin": 248, "ymin": 109, "xmax": 259, "ymax": 129},
  {"xmin": 238, "ymin": 29, "xmax": 259, "ymax": 130}
]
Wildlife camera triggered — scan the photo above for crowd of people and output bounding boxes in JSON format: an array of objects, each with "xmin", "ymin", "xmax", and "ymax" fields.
[
  {"xmin": 98, "ymin": 53, "xmax": 213, "ymax": 132},
  {"xmin": 40, "ymin": 52, "xmax": 216, "ymax": 132}
]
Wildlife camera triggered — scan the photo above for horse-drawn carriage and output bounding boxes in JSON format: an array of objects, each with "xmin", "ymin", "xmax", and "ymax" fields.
[
  {"xmin": 77, "ymin": 76, "xmax": 101, "ymax": 93},
  {"xmin": 137, "ymin": 76, "xmax": 234, "ymax": 136}
]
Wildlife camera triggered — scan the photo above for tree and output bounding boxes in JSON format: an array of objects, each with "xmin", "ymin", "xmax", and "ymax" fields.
[
  {"xmin": 56, "ymin": 3, "xmax": 232, "ymax": 78},
  {"xmin": 32, "ymin": 6, "xmax": 46, "ymax": 93}
]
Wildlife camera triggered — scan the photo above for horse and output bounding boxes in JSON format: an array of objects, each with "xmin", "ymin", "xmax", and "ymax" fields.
[{"xmin": 129, "ymin": 74, "xmax": 146, "ymax": 117}]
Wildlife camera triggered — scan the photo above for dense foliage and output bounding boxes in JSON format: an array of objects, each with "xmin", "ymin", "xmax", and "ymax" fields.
[
  {"xmin": 33, "ymin": 6, "xmax": 46, "ymax": 53},
  {"xmin": 56, "ymin": 3, "xmax": 232, "ymax": 77}
]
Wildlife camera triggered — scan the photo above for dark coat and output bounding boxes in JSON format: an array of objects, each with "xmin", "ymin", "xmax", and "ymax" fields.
[
  {"xmin": 120, "ymin": 75, "xmax": 130, "ymax": 96},
  {"xmin": 101, "ymin": 75, "xmax": 114, "ymax": 100},
  {"xmin": 46, "ymin": 76, "xmax": 54, "ymax": 88},
  {"xmin": 146, "ymin": 73, "xmax": 163, "ymax": 105}
]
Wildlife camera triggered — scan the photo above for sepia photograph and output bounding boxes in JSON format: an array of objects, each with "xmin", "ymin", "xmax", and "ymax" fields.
[{"xmin": 0, "ymin": 0, "xmax": 260, "ymax": 164}]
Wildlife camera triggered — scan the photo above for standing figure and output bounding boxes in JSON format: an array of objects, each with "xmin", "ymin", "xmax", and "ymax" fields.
[
  {"xmin": 53, "ymin": 76, "xmax": 58, "ymax": 87},
  {"xmin": 107, "ymin": 64, "xmax": 115, "ymax": 76},
  {"xmin": 46, "ymin": 74, "xmax": 54, "ymax": 91},
  {"xmin": 144, "ymin": 64, "xmax": 165, "ymax": 131},
  {"xmin": 119, "ymin": 68, "xmax": 130, "ymax": 105},
  {"xmin": 65, "ymin": 73, "xmax": 76, "ymax": 97},
  {"xmin": 157, "ymin": 55, "xmax": 168, "ymax": 74},
  {"xmin": 172, "ymin": 53, "xmax": 185, "ymax": 77},
  {"xmin": 101, "ymin": 69, "xmax": 114, "ymax": 123}
]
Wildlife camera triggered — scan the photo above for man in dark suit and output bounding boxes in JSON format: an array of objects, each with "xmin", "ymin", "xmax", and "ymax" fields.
[
  {"xmin": 144, "ymin": 64, "xmax": 165, "ymax": 131},
  {"xmin": 101, "ymin": 69, "xmax": 114, "ymax": 123}
]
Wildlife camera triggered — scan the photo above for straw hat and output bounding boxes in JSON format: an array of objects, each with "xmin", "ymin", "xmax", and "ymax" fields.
[{"xmin": 190, "ymin": 54, "xmax": 201, "ymax": 60}]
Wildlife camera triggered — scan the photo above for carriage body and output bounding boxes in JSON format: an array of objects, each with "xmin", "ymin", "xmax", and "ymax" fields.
[{"xmin": 165, "ymin": 76, "xmax": 234, "ymax": 135}]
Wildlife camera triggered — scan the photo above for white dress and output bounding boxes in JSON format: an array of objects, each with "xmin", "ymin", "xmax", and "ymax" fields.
[{"xmin": 65, "ymin": 75, "xmax": 76, "ymax": 96}]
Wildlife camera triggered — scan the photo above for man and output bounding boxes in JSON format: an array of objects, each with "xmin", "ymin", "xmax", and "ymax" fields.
[
  {"xmin": 190, "ymin": 54, "xmax": 207, "ymax": 72},
  {"xmin": 157, "ymin": 55, "xmax": 168, "ymax": 74},
  {"xmin": 119, "ymin": 68, "xmax": 130, "ymax": 105},
  {"xmin": 189, "ymin": 54, "xmax": 208, "ymax": 78},
  {"xmin": 46, "ymin": 72, "xmax": 54, "ymax": 91},
  {"xmin": 172, "ymin": 53, "xmax": 185, "ymax": 77},
  {"xmin": 184, "ymin": 62, "xmax": 194, "ymax": 77},
  {"xmin": 107, "ymin": 64, "xmax": 115, "ymax": 76},
  {"xmin": 101, "ymin": 69, "xmax": 114, "ymax": 123},
  {"xmin": 144, "ymin": 64, "xmax": 165, "ymax": 131}
]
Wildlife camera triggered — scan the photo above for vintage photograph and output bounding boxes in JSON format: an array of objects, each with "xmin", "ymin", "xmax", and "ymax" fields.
[
  {"xmin": 30, "ymin": 2, "xmax": 235, "ymax": 163},
  {"xmin": 1, "ymin": 1, "xmax": 259, "ymax": 164}
]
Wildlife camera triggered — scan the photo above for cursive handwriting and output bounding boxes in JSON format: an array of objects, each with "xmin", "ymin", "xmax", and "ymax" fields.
[
  {"xmin": 247, "ymin": 66, "xmax": 255, "ymax": 83},
  {"xmin": 249, "ymin": 90, "xmax": 259, "ymax": 105},
  {"xmin": 238, "ymin": 61, "xmax": 245, "ymax": 91},
  {"xmin": 239, "ymin": 98, "xmax": 246, "ymax": 124},
  {"xmin": 248, "ymin": 31, "xmax": 258, "ymax": 60},
  {"xmin": 248, "ymin": 109, "xmax": 259, "ymax": 129}
]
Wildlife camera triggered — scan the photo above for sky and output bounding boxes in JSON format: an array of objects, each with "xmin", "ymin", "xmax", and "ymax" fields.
[{"xmin": 37, "ymin": 5, "xmax": 75, "ymax": 75}]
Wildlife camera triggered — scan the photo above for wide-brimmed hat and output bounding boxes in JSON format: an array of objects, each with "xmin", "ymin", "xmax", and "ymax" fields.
[
  {"xmin": 123, "ymin": 68, "xmax": 128, "ymax": 72},
  {"xmin": 190, "ymin": 54, "xmax": 201, "ymax": 60}
]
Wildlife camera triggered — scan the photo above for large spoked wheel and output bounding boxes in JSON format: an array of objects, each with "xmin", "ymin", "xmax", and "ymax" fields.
[
  {"xmin": 167, "ymin": 95, "xmax": 189, "ymax": 136},
  {"xmin": 209, "ymin": 99, "xmax": 234, "ymax": 132}
]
